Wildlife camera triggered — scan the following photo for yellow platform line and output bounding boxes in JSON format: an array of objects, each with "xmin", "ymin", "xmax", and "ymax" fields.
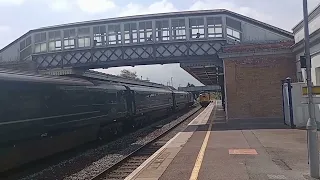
[{"xmin": 189, "ymin": 101, "xmax": 217, "ymax": 180}]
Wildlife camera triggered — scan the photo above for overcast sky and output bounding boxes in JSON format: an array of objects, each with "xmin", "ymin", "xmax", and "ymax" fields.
[{"xmin": 0, "ymin": 0, "xmax": 319, "ymax": 87}]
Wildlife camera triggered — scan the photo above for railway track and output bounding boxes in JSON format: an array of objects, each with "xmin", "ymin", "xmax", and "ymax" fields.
[
  {"xmin": 10, "ymin": 107, "xmax": 199, "ymax": 180},
  {"xmin": 90, "ymin": 106, "xmax": 203, "ymax": 180}
]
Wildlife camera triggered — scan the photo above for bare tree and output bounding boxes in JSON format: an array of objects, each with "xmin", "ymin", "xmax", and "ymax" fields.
[
  {"xmin": 119, "ymin": 69, "xmax": 138, "ymax": 79},
  {"xmin": 186, "ymin": 83, "xmax": 195, "ymax": 87}
]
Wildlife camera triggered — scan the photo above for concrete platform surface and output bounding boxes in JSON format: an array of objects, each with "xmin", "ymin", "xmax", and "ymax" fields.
[{"xmin": 126, "ymin": 101, "xmax": 320, "ymax": 180}]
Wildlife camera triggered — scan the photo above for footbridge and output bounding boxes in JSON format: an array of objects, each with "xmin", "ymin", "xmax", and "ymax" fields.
[{"xmin": 0, "ymin": 9, "xmax": 292, "ymax": 86}]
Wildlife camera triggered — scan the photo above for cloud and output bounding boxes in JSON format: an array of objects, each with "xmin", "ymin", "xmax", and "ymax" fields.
[
  {"xmin": 50, "ymin": 0, "xmax": 71, "ymax": 11},
  {"xmin": 49, "ymin": 0, "xmax": 116, "ymax": 13},
  {"xmin": 117, "ymin": 0, "xmax": 272, "ymax": 28},
  {"xmin": 0, "ymin": 0, "xmax": 25, "ymax": 6},
  {"xmin": 119, "ymin": 0, "xmax": 177, "ymax": 17},
  {"xmin": 77, "ymin": 0, "xmax": 116, "ymax": 14},
  {"xmin": 189, "ymin": 0, "xmax": 272, "ymax": 23},
  {"xmin": 0, "ymin": 25, "xmax": 11, "ymax": 32}
]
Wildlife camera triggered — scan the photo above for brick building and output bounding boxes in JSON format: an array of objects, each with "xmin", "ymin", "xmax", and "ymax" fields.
[
  {"xmin": 219, "ymin": 3, "xmax": 320, "ymax": 120},
  {"xmin": 220, "ymin": 41, "xmax": 297, "ymax": 120}
]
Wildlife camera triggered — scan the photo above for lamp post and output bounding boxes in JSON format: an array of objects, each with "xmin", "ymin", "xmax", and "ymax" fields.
[
  {"xmin": 303, "ymin": 0, "xmax": 319, "ymax": 178},
  {"xmin": 171, "ymin": 77, "xmax": 173, "ymax": 88}
]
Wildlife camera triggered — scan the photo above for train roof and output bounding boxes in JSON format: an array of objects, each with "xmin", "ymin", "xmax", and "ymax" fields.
[
  {"xmin": 128, "ymin": 85, "xmax": 172, "ymax": 93},
  {"xmin": 0, "ymin": 68, "xmax": 94, "ymax": 86},
  {"xmin": 172, "ymin": 90, "xmax": 189, "ymax": 94},
  {"xmin": 89, "ymin": 83, "xmax": 127, "ymax": 91}
]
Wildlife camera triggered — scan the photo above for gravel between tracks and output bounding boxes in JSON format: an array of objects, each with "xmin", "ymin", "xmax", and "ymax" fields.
[{"xmin": 19, "ymin": 106, "xmax": 200, "ymax": 180}]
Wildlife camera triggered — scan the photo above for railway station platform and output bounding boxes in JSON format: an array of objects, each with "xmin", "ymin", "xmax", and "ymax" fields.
[{"xmin": 125, "ymin": 101, "xmax": 318, "ymax": 180}]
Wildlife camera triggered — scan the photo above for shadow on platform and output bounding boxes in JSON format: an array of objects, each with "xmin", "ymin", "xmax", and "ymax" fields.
[
  {"xmin": 183, "ymin": 119, "xmax": 289, "ymax": 132},
  {"xmin": 183, "ymin": 105, "xmax": 291, "ymax": 132},
  {"xmin": 212, "ymin": 118, "xmax": 290, "ymax": 131}
]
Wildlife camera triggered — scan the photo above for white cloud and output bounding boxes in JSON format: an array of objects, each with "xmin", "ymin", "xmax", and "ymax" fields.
[
  {"xmin": 0, "ymin": 25, "xmax": 11, "ymax": 32},
  {"xmin": 50, "ymin": 0, "xmax": 72, "ymax": 11},
  {"xmin": 77, "ymin": 0, "xmax": 116, "ymax": 14},
  {"xmin": 119, "ymin": 0, "xmax": 177, "ymax": 17},
  {"xmin": 118, "ymin": 0, "xmax": 272, "ymax": 28},
  {"xmin": 189, "ymin": 0, "xmax": 272, "ymax": 23},
  {"xmin": 49, "ymin": 0, "xmax": 116, "ymax": 13},
  {"xmin": 0, "ymin": 0, "xmax": 25, "ymax": 6}
]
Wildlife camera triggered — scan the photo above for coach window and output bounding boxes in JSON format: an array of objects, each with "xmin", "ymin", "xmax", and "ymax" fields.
[
  {"xmin": 124, "ymin": 23, "xmax": 138, "ymax": 44},
  {"xmin": 156, "ymin": 20, "xmax": 170, "ymax": 41},
  {"xmin": 139, "ymin": 21, "xmax": 153, "ymax": 43},
  {"xmin": 226, "ymin": 17, "xmax": 241, "ymax": 42},
  {"xmin": 48, "ymin": 30, "xmax": 62, "ymax": 51},
  {"xmin": 63, "ymin": 29, "xmax": 76, "ymax": 49},
  {"xmin": 189, "ymin": 17, "xmax": 205, "ymax": 39},
  {"xmin": 171, "ymin": 19, "xmax": 186, "ymax": 40},
  {"xmin": 93, "ymin": 26, "xmax": 106, "ymax": 46},
  {"xmin": 78, "ymin": 27, "xmax": 91, "ymax": 48},
  {"xmin": 207, "ymin": 17, "xmax": 223, "ymax": 38},
  {"xmin": 34, "ymin": 32, "xmax": 47, "ymax": 53},
  {"xmin": 108, "ymin": 24, "xmax": 121, "ymax": 45},
  {"xmin": 20, "ymin": 36, "xmax": 32, "ymax": 60}
]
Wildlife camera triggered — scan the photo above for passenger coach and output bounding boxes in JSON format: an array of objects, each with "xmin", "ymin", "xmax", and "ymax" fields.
[{"xmin": 0, "ymin": 69, "xmax": 193, "ymax": 172}]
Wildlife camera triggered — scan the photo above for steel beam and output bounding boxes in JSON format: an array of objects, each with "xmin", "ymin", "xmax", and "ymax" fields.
[{"xmin": 33, "ymin": 41, "xmax": 224, "ymax": 70}]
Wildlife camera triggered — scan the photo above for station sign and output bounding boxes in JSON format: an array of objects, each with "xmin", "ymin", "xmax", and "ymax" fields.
[{"xmin": 302, "ymin": 86, "xmax": 320, "ymax": 95}]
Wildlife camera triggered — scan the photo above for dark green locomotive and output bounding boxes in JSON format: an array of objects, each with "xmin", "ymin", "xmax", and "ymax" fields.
[{"xmin": 0, "ymin": 69, "xmax": 193, "ymax": 172}]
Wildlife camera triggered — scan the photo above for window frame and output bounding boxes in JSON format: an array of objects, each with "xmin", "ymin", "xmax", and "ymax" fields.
[
  {"xmin": 34, "ymin": 32, "xmax": 47, "ymax": 53},
  {"xmin": 19, "ymin": 36, "xmax": 32, "ymax": 60},
  {"xmin": 63, "ymin": 28, "xmax": 76, "ymax": 49},
  {"xmin": 124, "ymin": 22, "xmax": 138, "ymax": 44},
  {"xmin": 226, "ymin": 17, "xmax": 242, "ymax": 42},
  {"xmin": 171, "ymin": 18, "xmax": 186, "ymax": 40},
  {"xmin": 206, "ymin": 16, "xmax": 223, "ymax": 38},
  {"xmin": 93, "ymin": 25, "xmax": 107, "ymax": 46},
  {"xmin": 107, "ymin": 23, "xmax": 121, "ymax": 45},
  {"xmin": 77, "ymin": 27, "xmax": 91, "ymax": 48},
  {"xmin": 48, "ymin": 30, "xmax": 62, "ymax": 51},
  {"xmin": 155, "ymin": 19, "xmax": 170, "ymax": 42},
  {"xmin": 189, "ymin": 17, "xmax": 205, "ymax": 39},
  {"xmin": 139, "ymin": 21, "xmax": 153, "ymax": 43}
]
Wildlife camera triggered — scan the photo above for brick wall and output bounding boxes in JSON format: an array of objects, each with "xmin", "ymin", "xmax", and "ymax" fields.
[{"xmin": 223, "ymin": 41, "xmax": 296, "ymax": 119}]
